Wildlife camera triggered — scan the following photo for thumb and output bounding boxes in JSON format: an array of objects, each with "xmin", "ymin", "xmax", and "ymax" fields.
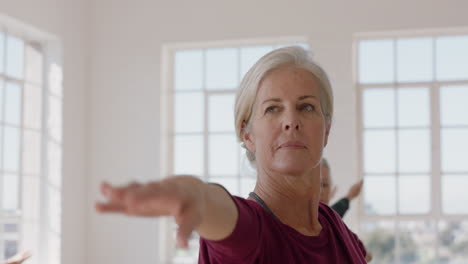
[
  {"xmin": 175, "ymin": 207, "xmax": 202, "ymax": 248},
  {"xmin": 176, "ymin": 221, "xmax": 195, "ymax": 248}
]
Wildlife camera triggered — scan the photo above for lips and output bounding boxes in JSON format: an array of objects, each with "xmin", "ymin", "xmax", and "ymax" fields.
[{"xmin": 278, "ymin": 141, "xmax": 307, "ymax": 149}]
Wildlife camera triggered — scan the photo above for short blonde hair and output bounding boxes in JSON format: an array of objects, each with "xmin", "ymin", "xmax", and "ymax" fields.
[{"xmin": 234, "ymin": 46, "xmax": 334, "ymax": 162}]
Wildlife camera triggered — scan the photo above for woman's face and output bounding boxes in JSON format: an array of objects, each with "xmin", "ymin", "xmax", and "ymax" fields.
[{"xmin": 243, "ymin": 67, "xmax": 330, "ymax": 176}]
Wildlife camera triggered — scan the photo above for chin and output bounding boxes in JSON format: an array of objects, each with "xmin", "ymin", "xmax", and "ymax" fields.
[{"xmin": 272, "ymin": 159, "xmax": 312, "ymax": 176}]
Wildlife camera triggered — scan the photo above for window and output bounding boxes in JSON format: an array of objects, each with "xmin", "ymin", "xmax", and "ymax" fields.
[
  {"xmin": 160, "ymin": 38, "xmax": 308, "ymax": 264},
  {"xmin": 0, "ymin": 16, "xmax": 63, "ymax": 264},
  {"xmin": 356, "ymin": 31, "xmax": 468, "ymax": 263}
]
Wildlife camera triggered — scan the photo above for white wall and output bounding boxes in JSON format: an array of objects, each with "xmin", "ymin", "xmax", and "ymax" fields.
[
  {"xmin": 0, "ymin": 1, "xmax": 89, "ymax": 264},
  {"xmin": 88, "ymin": 1, "xmax": 467, "ymax": 263}
]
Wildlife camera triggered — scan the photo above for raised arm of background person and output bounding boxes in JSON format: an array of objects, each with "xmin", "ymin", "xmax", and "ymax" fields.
[{"xmin": 346, "ymin": 179, "xmax": 364, "ymax": 201}]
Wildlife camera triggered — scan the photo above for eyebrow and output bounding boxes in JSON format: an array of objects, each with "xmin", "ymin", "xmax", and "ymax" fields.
[{"xmin": 261, "ymin": 95, "xmax": 318, "ymax": 105}]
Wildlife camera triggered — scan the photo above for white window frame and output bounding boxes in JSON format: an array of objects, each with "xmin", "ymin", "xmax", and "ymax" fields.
[
  {"xmin": 354, "ymin": 27, "xmax": 468, "ymax": 263},
  {"xmin": 159, "ymin": 36, "xmax": 309, "ymax": 264},
  {"xmin": 0, "ymin": 14, "xmax": 63, "ymax": 264}
]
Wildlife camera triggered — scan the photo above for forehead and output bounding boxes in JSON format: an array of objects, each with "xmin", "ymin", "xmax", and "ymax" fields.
[{"xmin": 256, "ymin": 67, "xmax": 321, "ymax": 100}]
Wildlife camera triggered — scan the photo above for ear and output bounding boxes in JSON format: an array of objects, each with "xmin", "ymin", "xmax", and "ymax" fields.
[
  {"xmin": 241, "ymin": 120, "xmax": 256, "ymax": 153},
  {"xmin": 323, "ymin": 122, "xmax": 331, "ymax": 147}
]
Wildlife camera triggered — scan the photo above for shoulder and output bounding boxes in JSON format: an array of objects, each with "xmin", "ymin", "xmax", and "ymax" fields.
[
  {"xmin": 319, "ymin": 202, "xmax": 368, "ymax": 260},
  {"xmin": 319, "ymin": 201, "xmax": 343, "ymax": 222}
]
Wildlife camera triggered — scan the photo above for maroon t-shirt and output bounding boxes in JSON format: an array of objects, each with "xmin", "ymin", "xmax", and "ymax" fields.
[{"xmin": 199, "ymin": 196, "xmax": 367, "ymax": 263}]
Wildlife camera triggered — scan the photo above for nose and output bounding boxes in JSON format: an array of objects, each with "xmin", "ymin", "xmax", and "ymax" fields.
[
  {"xmin": 284, "ymin": 123, "xmax": 300, "ymax": 130},
  {"xmin": 283, "ymin": 111, "xmax": 301, "ymax": 131}
]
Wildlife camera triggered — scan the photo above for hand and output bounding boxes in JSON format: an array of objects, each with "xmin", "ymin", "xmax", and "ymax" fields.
[
  {"xmin": 95, "ymin": 175, "xmax": 206, "ymax": 248},
  {"xmin": 5, "ymin": 251, "xmax": 31, "ymax": 264},
  {"xmin": 346, "ymin": 179, "xmax": 364, "ymax": 201}
]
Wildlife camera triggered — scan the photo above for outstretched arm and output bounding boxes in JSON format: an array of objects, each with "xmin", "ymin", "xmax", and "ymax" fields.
[
  {"xmin": 95, "ymin": 175, "xmax": 238, "ymax": 247},
  {"xmin": 5, "ymin": 251, "xmax": 31, "ymax": 264}
]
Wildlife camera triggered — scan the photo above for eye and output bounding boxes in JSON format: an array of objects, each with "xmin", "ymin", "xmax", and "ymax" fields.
[
  {"xmin": 265, "ymin": 105, "xmax": 279, "ymax": 114},
  {"xmin": 300, "ymin": 103, "xmax": 315, "ymax": 112}
]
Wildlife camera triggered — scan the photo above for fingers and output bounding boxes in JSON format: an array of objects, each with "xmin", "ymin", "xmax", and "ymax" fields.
[
  {"xmin": 101, "ymin": 182, "xmax": 138, "ymax": 202},
  {"xmin": 97, "ymin": 182, "xmax": 137, "ymax": 214},
  {"xmin": 96, "ymin": 181, "xmax": 172, "ymax": 217},
  {"xmin": 95, "ymin": 202, "xmax": 126, "ymax": 213}
]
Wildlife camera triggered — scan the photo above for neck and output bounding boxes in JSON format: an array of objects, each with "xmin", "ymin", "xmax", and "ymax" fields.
[{"xmin": 251, "ymin": 165, "xmax": 322, "ymax": 236}]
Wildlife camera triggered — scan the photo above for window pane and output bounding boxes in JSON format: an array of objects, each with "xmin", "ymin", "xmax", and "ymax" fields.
[
  {"xmin": 209, "ymin": 134, "xmax": 238, "ymax": 176},
  {"xmin": 240, "ymin": 177, "xmax": 256, "ymax": 199},
  {"xmin": 364, "ymin": 176, "xmax": 396, "ymax": 215},
  {"xmin": 2, "ymin": 174, "xmax": 19, "ymax": 211},
  {"xmin": 398, "ymin": 87, "xmax": 430, "ymax": 127},
  {"xmin": 5, "ymin": 82, "xmax": 22, "ymax": 125},
  {"xmin": 398, "ymin": 129, "xmax": 430, "ymax": 173},
  {"xmin": 399, "ymin": 221, "xmax": 436, "ymax": 264},
  {"xmin": 361, "ymin": 221, "xmax": 395, "ymax": 264},
  {"xmin": 47, "ymin": 95, "xmax": 62, "ymax": 142},
  {"xmin": 364, "ymin": 130, "xmax": 396, "ymax": 173},
  {"xmin": 208, "ymin": 177, "xmax": 238, "ymax": 196},
  {"xmin": 436, "ymin": 35, "xmax": 468, "ymax": 81},
  {"xmin": 48, "ymin": 63, "xmax": 63, "ymax": 97},
  {"xmin": 25, "ymin": 44, "xmax": 44, "ymax": 84},
  {"xmin": 22, "ymin": 176, "xmax": 40, "ymax": 220},
  {"xmin": 397, "ymin": 38, "xmax": 433, "ymax": 82},
  {"xmin": 208, "ymin": 94, "xmax": 235, "ymax": 132},
  {"xmin": 173, "ymin": 135, "xmax": 203, "ymax": 176},
  {"xmin": 440, "ymin": 85, "xmax": 468, "ymax": 126},
  {"xmin": 4, "ymin": 240, "xmax": 18, "ymax": 260},
  {"xmin": 47, "ymin": 185, "xmax": 61, "ymax": 234},
  {"xmin": 6, "ymin": 35, "xmax": 24, "ymax": 80},
  {"xmin": 21, "ymin": 222, "xmax": 39, "ymax": 263},
  {"xmin": 4, "ymin": 223, "xmax": 18, "ymax": 233},
  {"xmin": 47, "ymin": 141, "xmax": 62, "ymax": 188},
  {"xmin": 0, "ymin": 80, "xmax": 4, "ymax": 122},
  {"xmin": 438, "ymin": 221, "xmax": 468, "ymax": 263},
  {"xmin": 174, "ymin": 92, "xmax": 204, "ymax": 133},
  {"xmin": 206, "ymin": 48, "xmax": 238, "ymax": 90},
  {"xmin": 174, "ymin": 50, "xmax": 203, "ymax": 91},
  {"xmin": 441, "ymin": 128, "xmax": 468, "ymax": 172},
  {"xmin": 3, "ymin": 126, "xmax": 20, "ymax": 172},
  {"xmin": 23, "ymin": 84, "xmax": 42, "ymax": 129},
  {"xmin": 23, "ymin": 130, "xmax": 41, "ymax": 175},
  {"xmin": 240, "ymin": 45, "xmax": 273, "ymax": 78},
  {"xmin": 359, "ymin": 39, "xmax": 394, "ymax": 84},
  {"xmin": 398, "ymin": 175, "xmax": 430, "ymax": 214},
  {"xmin": 0, "ymin": 33, "xmax": 4, "ymax": 74},
  {"xmin": 442, "ymin": 175, "xmax": 468, "ymax": 214},
  {"xmin": 363, "ymin": 88, "xmax": 395, "ymax": 128}
]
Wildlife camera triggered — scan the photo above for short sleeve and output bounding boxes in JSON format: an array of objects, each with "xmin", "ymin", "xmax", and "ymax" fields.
[{"xmin": 200, "ymin": 196, "xmax": 261, "ymax": 262}]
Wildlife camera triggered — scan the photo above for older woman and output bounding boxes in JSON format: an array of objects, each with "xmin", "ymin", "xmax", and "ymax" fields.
[{"xmin": 96, "ymin": 46, "xmax": 370, "ymax": 263}]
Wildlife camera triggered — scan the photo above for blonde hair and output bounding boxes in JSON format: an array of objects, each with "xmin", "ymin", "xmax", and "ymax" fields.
[{"xmin": 234, "ymin": 46, "xmax": 334, "ymax": 162}]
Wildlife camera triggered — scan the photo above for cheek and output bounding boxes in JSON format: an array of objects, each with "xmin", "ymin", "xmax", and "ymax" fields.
[
  {"xmin": 252, "ymin": 122, "xmax": 280, "ymax": 155},
  {"xmin": 307, "ymin": 123, "xmax": 326, "ymax": 145}
]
